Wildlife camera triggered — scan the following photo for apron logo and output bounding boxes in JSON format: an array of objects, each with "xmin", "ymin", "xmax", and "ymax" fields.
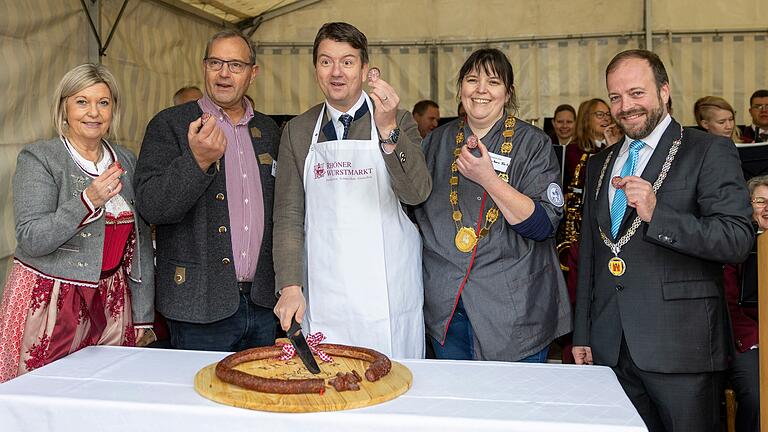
[
  {"xmin": 314, "ymin": 163, "xmax": 325, "ymax": 179},
  {"xmin": 314, "ymin": 161, "xmax": 374, "ymax": 180}
]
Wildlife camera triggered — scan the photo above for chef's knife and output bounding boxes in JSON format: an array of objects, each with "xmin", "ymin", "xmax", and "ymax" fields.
[{"xmin": 287, "ymin": 317, "xmax": 321, "ymax": 374}]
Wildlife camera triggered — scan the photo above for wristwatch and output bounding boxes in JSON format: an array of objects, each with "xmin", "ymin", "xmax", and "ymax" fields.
[{"xmin": 380, "ymin": 127, "xmax": 400, "ymax": 145}]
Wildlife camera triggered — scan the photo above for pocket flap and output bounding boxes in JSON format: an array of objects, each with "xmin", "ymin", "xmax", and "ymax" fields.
[{"xmin": 662, "ymin": 280, "xmax": 719, "ymax": 300}]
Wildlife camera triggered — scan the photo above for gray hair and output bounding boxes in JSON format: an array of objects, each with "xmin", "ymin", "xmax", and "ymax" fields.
[
  {"xmin": 204, "ymin": 29, "xmax": 256, "ymax": 64},
  {"xmin": 747, "ymin": 175, "xmax": 768, "ymax": 195},
  {"xmin": 52, "ymin": 63, "xmax": 121, "ymax": 139}
]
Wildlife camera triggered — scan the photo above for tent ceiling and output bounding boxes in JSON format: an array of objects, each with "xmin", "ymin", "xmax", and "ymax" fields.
[{"xmin": 175, "ymin": 0, "xmax": 306, "ymax": 23}]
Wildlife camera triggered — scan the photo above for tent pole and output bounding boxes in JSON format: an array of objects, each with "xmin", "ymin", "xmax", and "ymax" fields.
[{"xmin": 644, "ymin": 0, "xmax": 653, "ymax": 51}]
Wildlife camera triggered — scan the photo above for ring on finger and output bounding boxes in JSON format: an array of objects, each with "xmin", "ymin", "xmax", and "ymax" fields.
[
  {"xmin": 107, "ymin": 185, "xmax": 113, "ymax": 193},
  {"xmin": 382, "ymin": 95, "xmax": 389, "ymax": 101}
]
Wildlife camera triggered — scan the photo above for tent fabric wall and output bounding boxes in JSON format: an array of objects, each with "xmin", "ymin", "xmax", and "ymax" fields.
[
  {"xmin": 0, "ymin": 0, "xmax": 224, "ymax": 292},
  {"xmin": 0, "ymin": 1, "xmax": 90, "ymax": 291}
]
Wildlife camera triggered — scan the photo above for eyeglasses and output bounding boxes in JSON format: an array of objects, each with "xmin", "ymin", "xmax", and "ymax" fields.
[
  {"xmin": 591, "ymin": 111, "xmax": 611, "ymax": 119},
  {"xmin": 204, "ymin": 57, "xmax": 253, "ymax": 74},
  {"xmin": 751, "ymin": 197, "xmax": 767, "ymax": 208},
  {"xmin": 750, "ymin": 104, "xmax": 768, "ymax": 111}
]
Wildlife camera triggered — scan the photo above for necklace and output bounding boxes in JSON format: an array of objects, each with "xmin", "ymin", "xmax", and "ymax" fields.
[
  {"xmin": 594, "ymin": 126, "xmax": 683, "ymax": 276},
  {"xmin": 450, "ymin": 114, "xmax": 515, "ymax": 253}
]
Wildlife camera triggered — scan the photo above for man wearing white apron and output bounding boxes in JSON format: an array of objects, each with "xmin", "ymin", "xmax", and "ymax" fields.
[{"xmin": 273, "ymin": 22, "xmax": 431, "ymax": 358}]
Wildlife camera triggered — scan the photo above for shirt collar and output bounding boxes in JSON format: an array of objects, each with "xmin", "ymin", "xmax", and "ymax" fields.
[
  {"xmin": 325, "ymin": 92, "xmax": 366, "ymax": 125},
  {"xmin": 619, "ymin": 113, "xmax": 672, "ymax": 156},
  {"xmin": 198, "ymin": 94, "xmax": 253, "ymax": 126}
]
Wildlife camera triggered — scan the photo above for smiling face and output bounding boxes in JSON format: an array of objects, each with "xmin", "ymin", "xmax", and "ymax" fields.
[
  {"xmin": 607, "ymin": 57, "xmax": 669, "ymax": 140},
  {"xmin": 65, "ymin": 83, "xmax": 112, "ymax": 146},
  {"xmin": 751, "ymin": 184, "xmax": 768, "ymax": 230},
  {"xmin": 701, "ymin": 107, "xmax": 735, "ymax": 138},
  {"xmin": 554, "ymin": 110, "xmax": 575, "ymax": 142},
  {"xmin": 460, "ymin": 67, "xmax": 509, "ymax": 128},
  {"xmin": 204, "ymin": 36, "xmax": 257, "ymax": 113},
  {"xmin": 589, "ymin": 101, "xmax": 612, "ymax": 139},
  {"xmin": 315, "ymin": 39, "xmax": 368, "ymax": 112}
]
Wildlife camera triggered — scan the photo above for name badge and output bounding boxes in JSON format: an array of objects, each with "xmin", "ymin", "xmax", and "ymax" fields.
[{"xmin": 489, "ymin": 152, "xmax": 511, "ymax": 172}]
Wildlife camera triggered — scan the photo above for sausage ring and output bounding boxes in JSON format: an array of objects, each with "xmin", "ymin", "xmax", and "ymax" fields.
[{"xmin": 215, "ymin": 343, "xmax": 392, "ymax": 394}]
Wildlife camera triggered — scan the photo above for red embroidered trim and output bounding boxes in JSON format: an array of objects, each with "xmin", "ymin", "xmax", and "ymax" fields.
[
  {"xmin": 24, "ymin": 333, "xmax": 51, "ymax": 371},
  {"xmin": 29, "ymin": 278, "xmax": 54, "ymax": 312}
]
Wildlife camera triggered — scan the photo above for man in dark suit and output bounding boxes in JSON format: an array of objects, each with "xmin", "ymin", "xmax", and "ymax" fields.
[
  {"xmin": 572, "ymin": 49, "xmax": 754, "ymax": 431},
  {"xmin": 740, "ymin": 89, "xmax": 768, "ymax": 143},
  {"xmin": 134, "ymin": 30, "xmax": 279, "ymax": 351}
]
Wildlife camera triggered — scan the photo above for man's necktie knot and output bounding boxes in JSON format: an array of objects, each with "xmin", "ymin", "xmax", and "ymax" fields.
[{"xmin": 339, "ymin": 114, "xmax": 353, "ymax": 140}]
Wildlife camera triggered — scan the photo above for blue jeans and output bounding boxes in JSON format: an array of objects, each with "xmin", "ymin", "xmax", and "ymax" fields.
[
  {"xmin": 166, "ymin": 293, "xmax": 276, "ymax": 351},
  {"xmin": 431, "ymin": 298, "xmax": 550, "ymax": 362}
]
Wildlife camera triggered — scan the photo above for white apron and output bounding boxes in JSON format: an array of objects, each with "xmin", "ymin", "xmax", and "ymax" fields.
[{"xmin": 302, "ymin": 94, "xmax": 424, "ymax": 358}]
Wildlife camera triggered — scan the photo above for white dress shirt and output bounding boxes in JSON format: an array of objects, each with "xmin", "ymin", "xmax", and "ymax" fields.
[
  {"xmin": 608, "ymin": 114, "xmax": 672, "ymax": 206},
  {"xmin": 325, "ymin": 92, "xmax": 366, "ymax": 140}
]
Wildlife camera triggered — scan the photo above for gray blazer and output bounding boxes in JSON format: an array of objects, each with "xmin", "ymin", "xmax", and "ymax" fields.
[
  {"xmin": 134, "ymin": 102, "xmax": 279, "ymax": 324},
  {"xmin": 12, "ymin": 137, "xmax": 155, "ymax": 325},
  {"xmin": 573, "ymin": 120, "xmax": 754, "ymax": 373}
]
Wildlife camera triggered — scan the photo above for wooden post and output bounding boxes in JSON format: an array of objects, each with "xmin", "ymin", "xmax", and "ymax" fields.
[{"xmin": 758, "ymin": 232, "xmax": 768, "ymax": 432}]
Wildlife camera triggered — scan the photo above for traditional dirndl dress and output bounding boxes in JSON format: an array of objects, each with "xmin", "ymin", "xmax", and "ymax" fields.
[{"xmin": 0, "ymin": 142, "xmax": 138, "ymax": 382}]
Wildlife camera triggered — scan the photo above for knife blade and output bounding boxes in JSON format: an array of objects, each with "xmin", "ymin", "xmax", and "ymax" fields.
[{"xmin": 287, "ymin": 317, "xmax": 321, "ymax": 374}]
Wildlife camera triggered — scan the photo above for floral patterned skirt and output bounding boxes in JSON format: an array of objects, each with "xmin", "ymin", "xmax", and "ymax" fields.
[{"xmin": 0, "ymin": 260, "xmax": 135, "ymax": 382}]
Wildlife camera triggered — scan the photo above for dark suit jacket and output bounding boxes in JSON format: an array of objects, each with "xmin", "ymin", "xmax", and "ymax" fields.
[
  {"xmin": 134, "ymin": 101, "xmax": 279, "ymax": 323},
  {"xmin": 573, "ymin": 119, "xmax": 754, "ymax": 373}
]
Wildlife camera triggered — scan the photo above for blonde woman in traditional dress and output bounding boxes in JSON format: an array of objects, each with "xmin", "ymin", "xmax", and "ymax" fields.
[{"xmin": 0, "ymin": 64, "xmax": 154, "ymax": 381}]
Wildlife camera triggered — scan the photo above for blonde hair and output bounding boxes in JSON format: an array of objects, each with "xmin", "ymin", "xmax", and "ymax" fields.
[
  {"xmin": 574, "ymin": 98, "xmax": 609, "ymax": 153},
  {"xmin": 693, "ymin": 96, "xmax": 742, "ymax": 143},
  {"xmin": 52, "ymin": 63, "xmax": 120, "ymax": 139}
]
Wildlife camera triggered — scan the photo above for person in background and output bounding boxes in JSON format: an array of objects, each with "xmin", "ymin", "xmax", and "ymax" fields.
[
  {"xmin": 740, "ymin": 89, "xmax": 768, "ymax": 143},
  {"xmin": 552, "ymin": 104, "xmax": 576, "ymax": 145},
  {"xmin": 412, "ymin": 100, "xmax": 440, "ymax": 139},
  {"xmin": 173, "ymin": 85, "xmax": 203, "ymax": 106},
  {"xmin": 563, "ymin": 98, "xmax": 619, "ymax": 188},
  {"xmin": 134, "ymin": 30, "xmax": 279, "ymax": 352},
  {"xmin": 0, "ymin": 63, "xmax": 154, "ymax": 381},
  {"xmin": 694, "ymin": 96, "xmax": 742, "ymax": 143},
  {"xmin": 414, "ymin": 48, "xmax": 571, "ymax": 362},
  {"xmin": 724, "ymin": 175, "xmax": 765, "ymax": 432}
]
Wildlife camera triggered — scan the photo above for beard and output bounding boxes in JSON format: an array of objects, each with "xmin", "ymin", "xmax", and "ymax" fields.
[{"xmin": 615, "ymin": 98, "xmax": 665, "ymax": 140}]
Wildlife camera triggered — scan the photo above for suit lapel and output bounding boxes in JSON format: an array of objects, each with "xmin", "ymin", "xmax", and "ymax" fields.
[{"xmin": 596, "ymin": 146, "xmax": 620, "ymax": 237}]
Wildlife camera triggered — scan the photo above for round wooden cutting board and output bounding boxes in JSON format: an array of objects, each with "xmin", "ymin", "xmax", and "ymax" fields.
[{"xmin": 194, "ymin": 354, "xmax": 413, "ymax": 412}]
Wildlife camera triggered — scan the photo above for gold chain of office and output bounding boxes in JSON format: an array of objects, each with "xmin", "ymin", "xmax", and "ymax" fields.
[{"xmin": 450, "ymin": 114, "xmax": 515, "ymax": 253}]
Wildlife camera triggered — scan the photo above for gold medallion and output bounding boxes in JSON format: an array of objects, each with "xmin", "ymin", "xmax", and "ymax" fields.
[
  {"xmin": 455, "ymin": 227, "xmax": 478, "ymax": 253},
  {"xmin": 608, "ymin": 256, "xmax": 626, "ymax": 276}
]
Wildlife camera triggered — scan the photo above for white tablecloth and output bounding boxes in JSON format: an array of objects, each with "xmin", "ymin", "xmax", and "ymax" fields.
[{"xmin": 0, "ymin": 346, "xmax": 647, "ymax": 432}]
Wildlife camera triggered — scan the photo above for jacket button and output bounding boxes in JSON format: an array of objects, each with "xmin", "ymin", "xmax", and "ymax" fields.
[
  {"xmin": 218, "ymin": 226, "xmax": 228, "ymax": 233},
  {"xmin": 216, "ymin": 193, "xmax": 225, "ymax": 201},
  {"xmin": 615, "ymin": 284, "xmax": 624, "ymax": 291},
  {"xmin": 222, "ymin": 257, "xmax": 231, "ymax": 265}
]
